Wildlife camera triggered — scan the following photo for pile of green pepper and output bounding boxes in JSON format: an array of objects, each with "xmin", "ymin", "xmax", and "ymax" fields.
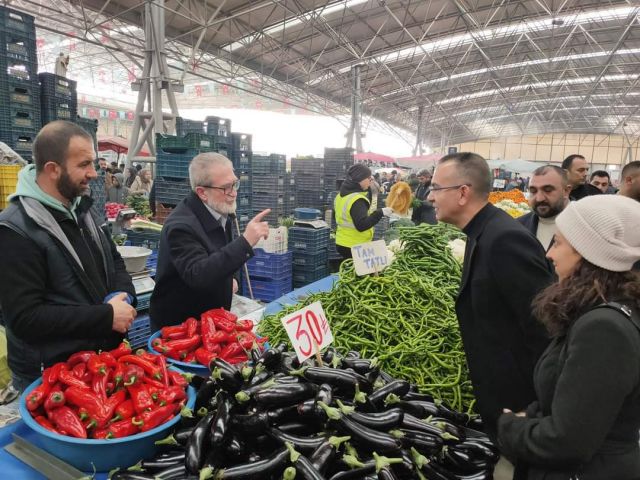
[{"xmin": 258, "ymin": 224, "xmax": 474, "ymax": 413}]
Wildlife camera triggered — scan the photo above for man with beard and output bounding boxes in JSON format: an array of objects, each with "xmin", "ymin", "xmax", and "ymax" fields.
[
  {"xmin": 411, "ymin": 169, "xmax": 436, "ymax": 225},
  {"xmin": 0, "ymin": 121, "xmax": 136, "ymax": 391},
  {"xmin": 150, "ymin": 153, "xmax": 270, "ymax": 330},
  {"xmin": 518, "ymin": 165, "xmax": 571, "ymax": 251},
  {"xmin": 562, "ymin": 154, "xmax": 602, "ymax": 200}
]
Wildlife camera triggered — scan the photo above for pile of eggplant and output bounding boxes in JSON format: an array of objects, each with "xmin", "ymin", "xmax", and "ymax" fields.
[{"xmin": 110, "ymin": 345, "xmax": 498, "ymax": 480}]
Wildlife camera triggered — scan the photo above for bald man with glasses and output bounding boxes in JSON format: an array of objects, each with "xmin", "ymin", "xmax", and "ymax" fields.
[{"xmin": 150, "ymin": 152, "xmax": 270, "ymax": 330}]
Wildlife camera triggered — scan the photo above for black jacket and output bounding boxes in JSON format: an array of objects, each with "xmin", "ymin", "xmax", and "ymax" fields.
[
  {"xmin": 150, "ymin": 193, "xmax": 254, "ymax": 331},
  {"xmin": 457, "ymin": 204, "xmax": 554, "ymax": 441},
  {"xmin": 569, "ymin": 183, "xmax": 601, "ymax": 201},
  {"xmin": 337, "ymin": 179, "xmax": 383, "ymax": 232},
  {"xmin": 0, "ymin": 196, "xmax": 134, "ymax": 382},
  {"xmin": 411, "ymin": 183, "xmax": 436, "ymax": 225},
  {"xmin": 498, "ymin": 302, "xmax": 640, "ymax": 480}
]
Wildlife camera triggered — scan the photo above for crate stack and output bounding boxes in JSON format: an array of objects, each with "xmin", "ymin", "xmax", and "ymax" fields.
[
  {"xmin": 283, "ymin": 172, "xmax": 296, "ymax": 217},
  {"xmin": 289, "ymin": 212, "xmax": 330, "ymax": 288},
  {"xmin": 323, "ymin": 147, "xmax": 354, "ymax": 202},
  {"xmin": 39, "ymin": 73, "xmax": 77, "ymax": 126},
  {"xmin": 205, "ymin": 116, "xmax": 232, "ymax": 158},
  {"xmin": 75, "ymin": 116, "xmax": 98, "ymax": 152},
  {"xmin": 291, "ymin": 157, "xmax": 325, "ymax": 211},
  {"xmin": 242, "ymin": 233, "xmax": 292, "ymax": 302},
  {"xmin": 231, "ymin": 133, "xmax": 253, "ymax": 233},
  {"xmin": 0, "ymin": 7, "xmax": 39, "ymax": 163},
  {"xmin": 252, "ymin": 153, "xmax": 287, "ymax": 227}
]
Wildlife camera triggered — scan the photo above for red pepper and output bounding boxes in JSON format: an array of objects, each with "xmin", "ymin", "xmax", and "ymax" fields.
[
  {"xmin": 204, "ymin": 308, "xmax": 237, "ymax": 323},
  {"xmin": 49, "ymin": 406, "xmax": 87, "ymax": 438},
  {"xmin": 109, "ymin": 339, "xmax": 132, "ymax": 359},
  {"xmin": 132, "ymin": 404, "xmax": 178, "ymax": 432},
  {"xmin": 165, "ymin": 349, "xmax": 186, "ymax": 361},
  {"xmin": 26, "ymin": 382, "xmax": 51, "ymax": 411},
  {"xmin": 157, "ymin": 386, "xmax": 186, "ymax": 406},
  {"xmin": 127, "ymin": 383, "xmax": 155, "ymax": 414},
  {"xmin": 212, "ymin": 317, "xmax": 236, "ymax": 333},
  {"xmin": 194, "ymin": 347, "xmax": 218, "ymax": 367},
  {"xmin": 87, "ymin": 354, "xmax": 107, "ymax": 376},
  {"xmin": 142, "ymin": 375, "xmax": 165, "ymax": 389},
  {"xmin": 66, "ymin": 351, "xmax": 95, "ymax": 368},
  {"xmin": 98, "ymin": 351, "xmax": 117, "ymax": 369},
  {"xmin": 47, "ymin": 363, "xmax": 66, "ymax": 385},
  {"xmin": 92, "ymin": 372, "xmax": 109, "ymax": 401},
  {"xmin": 227, "ymin": 354, "xmax": 248, "ymax": 365},
  {"xmin": 235, "ymin": 319, "xmax": 254, "ymax": 331},
  {"xmin": 112, "ymin": 399, "xmax": 135, "ymax": 422},
  {"xmin": 135, "ymin": 349, "xmax": 158, "ymax": 363},
  {"xmin": 44, "ymin": 387, "xmax": 65, "ymax": 411},
  {"xmin": 219, "ymin": 342, "xmax": 244, "ymax": 360},
  {"xmin": 236, "ymin": 331, "xmax": 257, "ymax": 350},
  {"xmin": 184, "ymin": 317, "xmax": 199, "ymax": 337},
  {"xmin": 200, "ymin": 314, "xmax": 218, "ymax": 351},
  {"xmin": 164, "ymin": 334, "xmax": 201, "ymax": 353},
  {"xmin": 119, "ymin": 355, "xmax": 163, "ymax": 380},
  {"xmin": 156, "ymin": 355, "xmax": 169, "ymax": 387},
  {"xmin": 161, "ymin": 325, "xmax": 187, "ymax": 339},
  {"xmin": 123, "ymin": 364, "xmax": 145, "ymax": 386},
  {"xmin": 64, "ymin": 387, "xmax": 111, "ymax": 427},
  {"xmin": 168, "ymin": 370, "xmax": 191, "ymax": 388},
  {"xmin": 35, "ymin": 415, "xmax": 58, "ymax": 433},
  {"xmin": 59, "ymin": 368, "xmax": 89, "ymax": 389},
  {"xmin": 107, "ymin": 418, "xmax": 139, "ymax": 438},
  {"xmin": 92, "ymin": 428, "xmax": 109, "ymax": 439},
  {"xmin": 209, "ymin": 330, "xmax": 229, "ymax": 345},
  {"xmin": 72, "ymin": 362, "xmax": 86, "ymax": 379},
  {"xmin": 113, "ymin": 363, "xmax": 126, "ymax": 387},
  {"xmin": 182, "ymin": 352, "xmax": 196, "ymax": 363}
]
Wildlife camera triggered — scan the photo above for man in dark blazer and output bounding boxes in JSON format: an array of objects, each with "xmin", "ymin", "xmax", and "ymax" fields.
[
  {"xmin": 150, "ymin": 153, "xmax": 270, "ymax": 330},
  {"xmin": 428, "ymin": 152, "xmax": 554, "ymax": 446},
  {"xmin": 518, "ymin": 165, "xmax": 570, "ymax": 252}
]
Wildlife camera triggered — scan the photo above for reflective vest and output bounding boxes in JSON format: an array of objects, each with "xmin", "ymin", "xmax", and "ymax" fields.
[{"xmin": 335, "ymin": 192, "xmax": 374, "ymax": 247}]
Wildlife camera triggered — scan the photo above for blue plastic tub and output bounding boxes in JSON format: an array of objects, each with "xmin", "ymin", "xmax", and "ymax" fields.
[
  {"xmin": 147, "ymin": 331, "xmax": 208, "ymax": 375},
  {"xmin": 294, "ymin": 207, "xmax": 321, "ymax": 220},
  {"xmin": 19, "ymin": 368, "xmax": 195, "ymax": 472}
]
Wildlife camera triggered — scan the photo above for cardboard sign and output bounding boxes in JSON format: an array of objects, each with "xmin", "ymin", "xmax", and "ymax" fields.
[
  {"xmin": 351, "ymin": 240, "xmax": 389, "ymax": 276},
  {"xmin": 493, "ymin": 178, "xmax": 506, "ymax": 189},
  {"xmin": 281, "ymin": 301, "xmax": 333, "ymax": 363}
]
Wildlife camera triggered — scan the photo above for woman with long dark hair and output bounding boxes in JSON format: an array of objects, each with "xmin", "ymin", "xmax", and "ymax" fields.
[{"xmin": 498, "ymin": 195, "xmax": 640, "ymax": 479}]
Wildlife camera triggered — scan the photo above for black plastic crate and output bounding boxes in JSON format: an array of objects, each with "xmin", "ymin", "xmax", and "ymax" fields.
[
  {"xmin": 205, "ymin": 116, "xmax": 231, "ymax": 138},
  {"xmin": 292, "ymin": 249, "xmax": 329, "ymax": 268},
  {"xmin": 291, "ymin": 157, "xmax": 324, "ymax": 174},
  {"xmin": 40, "ymin": 95, "xmax": 77, "ymax": 124},
  {"xmin": 155, "ymin": 177, "xmax": 192, "ymax": 205},
  {"xmin": 231, "ymin": 132, "xmax": 252, "ymax": 152},
  {"xmin": 232, "ymin": 151, "xmax": 252, "ymax": 171},
  {"xmin": 294, "ymin": 175, "xmax": 324, "ymax": 189},
  {"xmin": 124, "ymin": 229, "xmax": 161, "ymax": 250},
  {"xmin": 252, "ymin": 174, "xmax": 285, "ymax": 193},
  {"xmin": 38, "ymin": 72, "xmax": 77, "ymax": 100},
  {"xmin": 0, "ymin": 104, "xmax": 40, "ymax": 130},
  {"xmin": 253, "ymin": 193, "xmax": 284, "ymax": 209},
  {"xmin": 0, "ymin": 7, "xmax": 35, "ymax": 35},
  {"xmin": 237, "ymin": 194, "xmax": 252, "ymax": 210},
  {"xmin": 288, "ymin": 225, "xmax": 330, "ymax": 253},
  {"xmin": 0, "ymin": 126, "xmax": 37, "ymax": 152},
  {"xmin": 237, "ymin": 181, "xmax": 252, "ymax": 197},
  {"xmin": 0, "ymin": 78, "xmax": 38, "ymax": 107},
  {"xmin": 156, "ymin": 148, "xmax": 199, "ymax": 179},
  {"xmin": 2, "ymin": 57, "xmax": 37, "ymax": 82},
  {"xmin": 293, "ymin": 265, "xmax": 329, "ymax": 288},
  {"xmin": 156, "ymin": 132, "xmax": 217, "ymax": 152},
  {"xmin": 1, "ymin": 30, "xmax": 36, "ymax": 64},
  {"xmin": 175, "ymin": 117, "xmax": 204, "ymax": 135}
]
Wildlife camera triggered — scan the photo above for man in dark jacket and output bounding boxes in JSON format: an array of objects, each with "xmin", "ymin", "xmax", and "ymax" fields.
[
  {"xmin": 0, "ymin": 121, "xmax": 136, "ymax": 391},
  {"xmin": 428, "ymin": 152, "xmax": 554, "ymax": 446},
  {"xmin": 562, "ymin": 154, "xmax": 601, "ymax": 200},
  {"xmin": 518, "ymin": 165, "xmax": 570, "ymax": 251},
  {"xmin": 411, "ymin": 169, "xmax": 436, "ymax": 225},
  {"xmin": 150, "ymin": 153, "xmax": 269, "ymax": 330}
]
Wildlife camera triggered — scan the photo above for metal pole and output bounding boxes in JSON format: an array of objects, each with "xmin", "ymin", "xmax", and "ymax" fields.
[{"xmin": 234, "ymin": 217, "xmax": 254, "ymax": 300}]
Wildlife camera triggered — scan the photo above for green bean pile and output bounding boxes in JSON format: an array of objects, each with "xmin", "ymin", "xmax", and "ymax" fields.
[{"xmin": 258, "ymin": 223, "xmax": 476, "ymax": 413}]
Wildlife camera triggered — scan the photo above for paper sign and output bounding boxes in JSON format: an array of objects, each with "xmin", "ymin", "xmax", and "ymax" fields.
[
  {"xmin": 351, "ymin": 240, "xmax": 389, "ymax": 276},
  {"xmin": 492, "ymin": 178, "xmax": 506, "ymax": 189},
  {"xmin": 281, "ymin": 301, "xmax": 333, "ymax": 363}
]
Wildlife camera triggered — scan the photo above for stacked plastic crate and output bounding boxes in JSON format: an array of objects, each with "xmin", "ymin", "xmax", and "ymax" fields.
[
  {"xmin": 283, "ymin": 172, "xmax": 296, "ymax": 217},
  {"xmin": 0, "ymin": 7, "xmax": 40, "ymax": 163},
  {"xmin": 205, "ymin": 116, "xmax": 232, "ymax": 159},
  {"xmin": 252, "ymin": 154, "xmax": 287, "ymax": 227},
  {"xmin": 291, "ymin": 157, "xmax": 325, "ymax": 211},
  {"xmin": 39, "ymin": 72, "xmax": 77, "ymax": 126},
  {"xmin": 242, "ymin": 230, "xmax": 292, "ymax": 302},
  {"xmin": 289, "ymin": 210, "xmax": 331, "ymax": 288},
  {"xmin": 323, "ymin": 148, "xmax": 354, "ymax": 202},
  {"xmin": 75, "ymin": 116, "xmax": 98, "ymax": 152},
  {"xmin": 231, "ymin": 133, "xmax": 252, "ymax": 234},
  {"xmin": 154, "ymin": 132, "xmax": 217, "ymax": 222}
]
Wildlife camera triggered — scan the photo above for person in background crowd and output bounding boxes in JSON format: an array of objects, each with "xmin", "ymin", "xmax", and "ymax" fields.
[
  {"xmin": 411, "ymin": 169, "xmax": 436, "ymax": 225},
  {"xmin": 498, "ymin": 195, "xmax": 640, "ymax": 480},
  {"xmin": 562, "ymin": 154, "xmax": 601, "ymax": 200},
  {"xmin": 518, "ymin": 165, "xmax": 571, "ymax": 251},
  {"xmin": 619, "ymin": 160, "xmax": 640, "ymax": 202},
  {"xmin": 505, "ymin": 177, "xmax": 519, "ymax": 191},
  {"xmin": 97, "ymin": 157, "xmax": 108, "ymax": 174},
  {"xmin": 150, "ymin": 153, "xmax": 270, "ymax": 330},
  {"xmin": 368, "ymin": 173, "xmax": 381, "ymax": 211},
  {"xmin": 334, "ymin": 164, "xmax": 394, "ymax": 260},
  {"xmin": 118, "ymin": 163, "xmax": 125, "ymax": 172},
  {"xmin": 589, "ymin": 169, "xmax": 612, "ymax": 194},
  {"xmin": 428, "ymin": 152, "xmax": 553, "ymax": 480},
  {"xmin": 149, "ymin": 181, "xmax": 156, "ymax": 218},
  {"xmin": 129, "ymin": 169, "xmax": 153, "ymax": 197},
  {"xmin": 407, "ymin": 172, "xmax": 419, "ymax": 192},
  {"xmin": 125, "ymin": 166, "xmax": 138, "ymax": 189},
  {"xmin": 107, "ymin": 172, "xmax": 128, "ymax": 204},
  {"xmin": 0, "ymin": 121, "xmax": 136, "ymax": 391},
  {"xmin": 109, "ymin": 161, "xmax": 120, "ymax": 173},
  {"xmin": 88, "ymin": 157, "xmax": 109, "ymax": 219},
  {"xmin": 135, "ymin": 164, "xmax": 142, "ymax": 173}
]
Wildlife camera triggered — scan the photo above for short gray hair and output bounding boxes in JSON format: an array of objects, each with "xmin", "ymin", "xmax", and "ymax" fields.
[{"xmin": 189, "ymin": 152, "xmax": 233, "ymax": 191}]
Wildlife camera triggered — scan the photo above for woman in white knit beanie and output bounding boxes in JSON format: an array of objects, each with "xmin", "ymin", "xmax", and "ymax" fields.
[{"xmin": 497, "ymin": 195, "xmax": 640, "ymax": 480}]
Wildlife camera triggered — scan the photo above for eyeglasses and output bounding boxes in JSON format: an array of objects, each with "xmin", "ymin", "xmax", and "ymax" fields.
[
  {"xmin": 199, "ymin": 180, "xmax": 240, "ymax": 195},
  {"xmin": 430, "ymin": 183, "xmax": 472, "ymax": 192}
]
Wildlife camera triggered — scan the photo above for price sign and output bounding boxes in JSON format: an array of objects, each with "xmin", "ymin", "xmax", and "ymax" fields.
[
  {"xmin": 281, "ymin": 301, "xmax": 333, "ymax": 363},
  {"xmin": 351, "ymin": 240, "xmax": 389, "ymax": 276},
  {"xmin": 493, "ymin": 178, "xmax": 506, "ymax": 189}
]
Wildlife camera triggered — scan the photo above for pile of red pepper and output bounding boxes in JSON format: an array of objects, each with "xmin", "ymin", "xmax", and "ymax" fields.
[
  {"xmin": 24, "ymin": 340, "xmax": 190, "ymax": 440},
  {"xmin": 151, "ymin": 308, "xmax": 268, "ymax": 367},
  {"xmin": 105, "ymin": 202, "xmax": 128, "ymax": 220}
]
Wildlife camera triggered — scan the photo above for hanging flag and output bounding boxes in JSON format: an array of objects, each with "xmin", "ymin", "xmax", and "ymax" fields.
[{"xmin": 195, "ymin": 85, "xmax": 203, "ymax": 96}]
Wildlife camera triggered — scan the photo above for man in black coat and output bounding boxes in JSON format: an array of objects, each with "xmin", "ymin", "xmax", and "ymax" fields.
[
  {"xmin": 411, "ymin": 169, "xmax": 437, "ymax": 225},
  {"xmin": 150, "ymin": 153, "xmax": 269, "ymax": 331},
  {"xmin": 562, "ymin": 154, "xmax": 601, "ymax": 201},
  {"xmin": 428, "ymin": 152, "xmax": 554, "ymax": 446}
]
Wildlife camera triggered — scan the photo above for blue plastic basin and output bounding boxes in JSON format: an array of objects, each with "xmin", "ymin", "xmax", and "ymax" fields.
[
  {"xmin": 19, "ymin": 367, "xmax": 195, "ymax": 472},
  {"xmin": 293, "ymin": 207, "xmax": 321, "ymax": 220}
]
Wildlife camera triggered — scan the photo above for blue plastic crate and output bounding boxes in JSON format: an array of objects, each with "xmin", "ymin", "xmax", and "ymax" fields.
[
  {"xmin": 242, "ymin": 275, "xmax": 292, "ymax": 302},
  {"xmin": 246, "ymin": 249, "xmax": 292, "ymax": 280},
  {"xmin": 175, "ymin": 117, "xmax": 204, "ymax": 135},
  {"xmin": 155, "ymin": 177, "xmax": 191, "ymax": 205},
  {"xmin": 156, "ymin": 148, "xmax": 199, "ymax": 178},
  {"xmin": 288, "ymin": 226, "xmax": 331, "ymax": 252},
  {"xmin": 128, "ymin": 313, "xmax": 151, "ymax": 349},
  {"xmin": 292, "ymin": 249, "xmax": 328, "ymax": 268},
  {"xmin": 136, "ymin": 292, "xmax": 152, "ymax": 312}
]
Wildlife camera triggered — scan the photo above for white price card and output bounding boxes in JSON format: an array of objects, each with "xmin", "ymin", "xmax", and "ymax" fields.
[
  {"xmin": 280, "ymin": 301, "xmax": 333, "ymax": 363},
  {"xmin": 351, "ymin": 240, "xmax": 389, "ymax": 276}
]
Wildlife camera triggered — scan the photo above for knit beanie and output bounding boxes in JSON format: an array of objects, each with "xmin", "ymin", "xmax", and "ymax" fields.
[
  {"xmin": 555, "ymin": 195, "xmax": 640, "ymax": 272},
  {"xmin": 347, "ymin": 164, "xmax": 372, "ymax": 183}
]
